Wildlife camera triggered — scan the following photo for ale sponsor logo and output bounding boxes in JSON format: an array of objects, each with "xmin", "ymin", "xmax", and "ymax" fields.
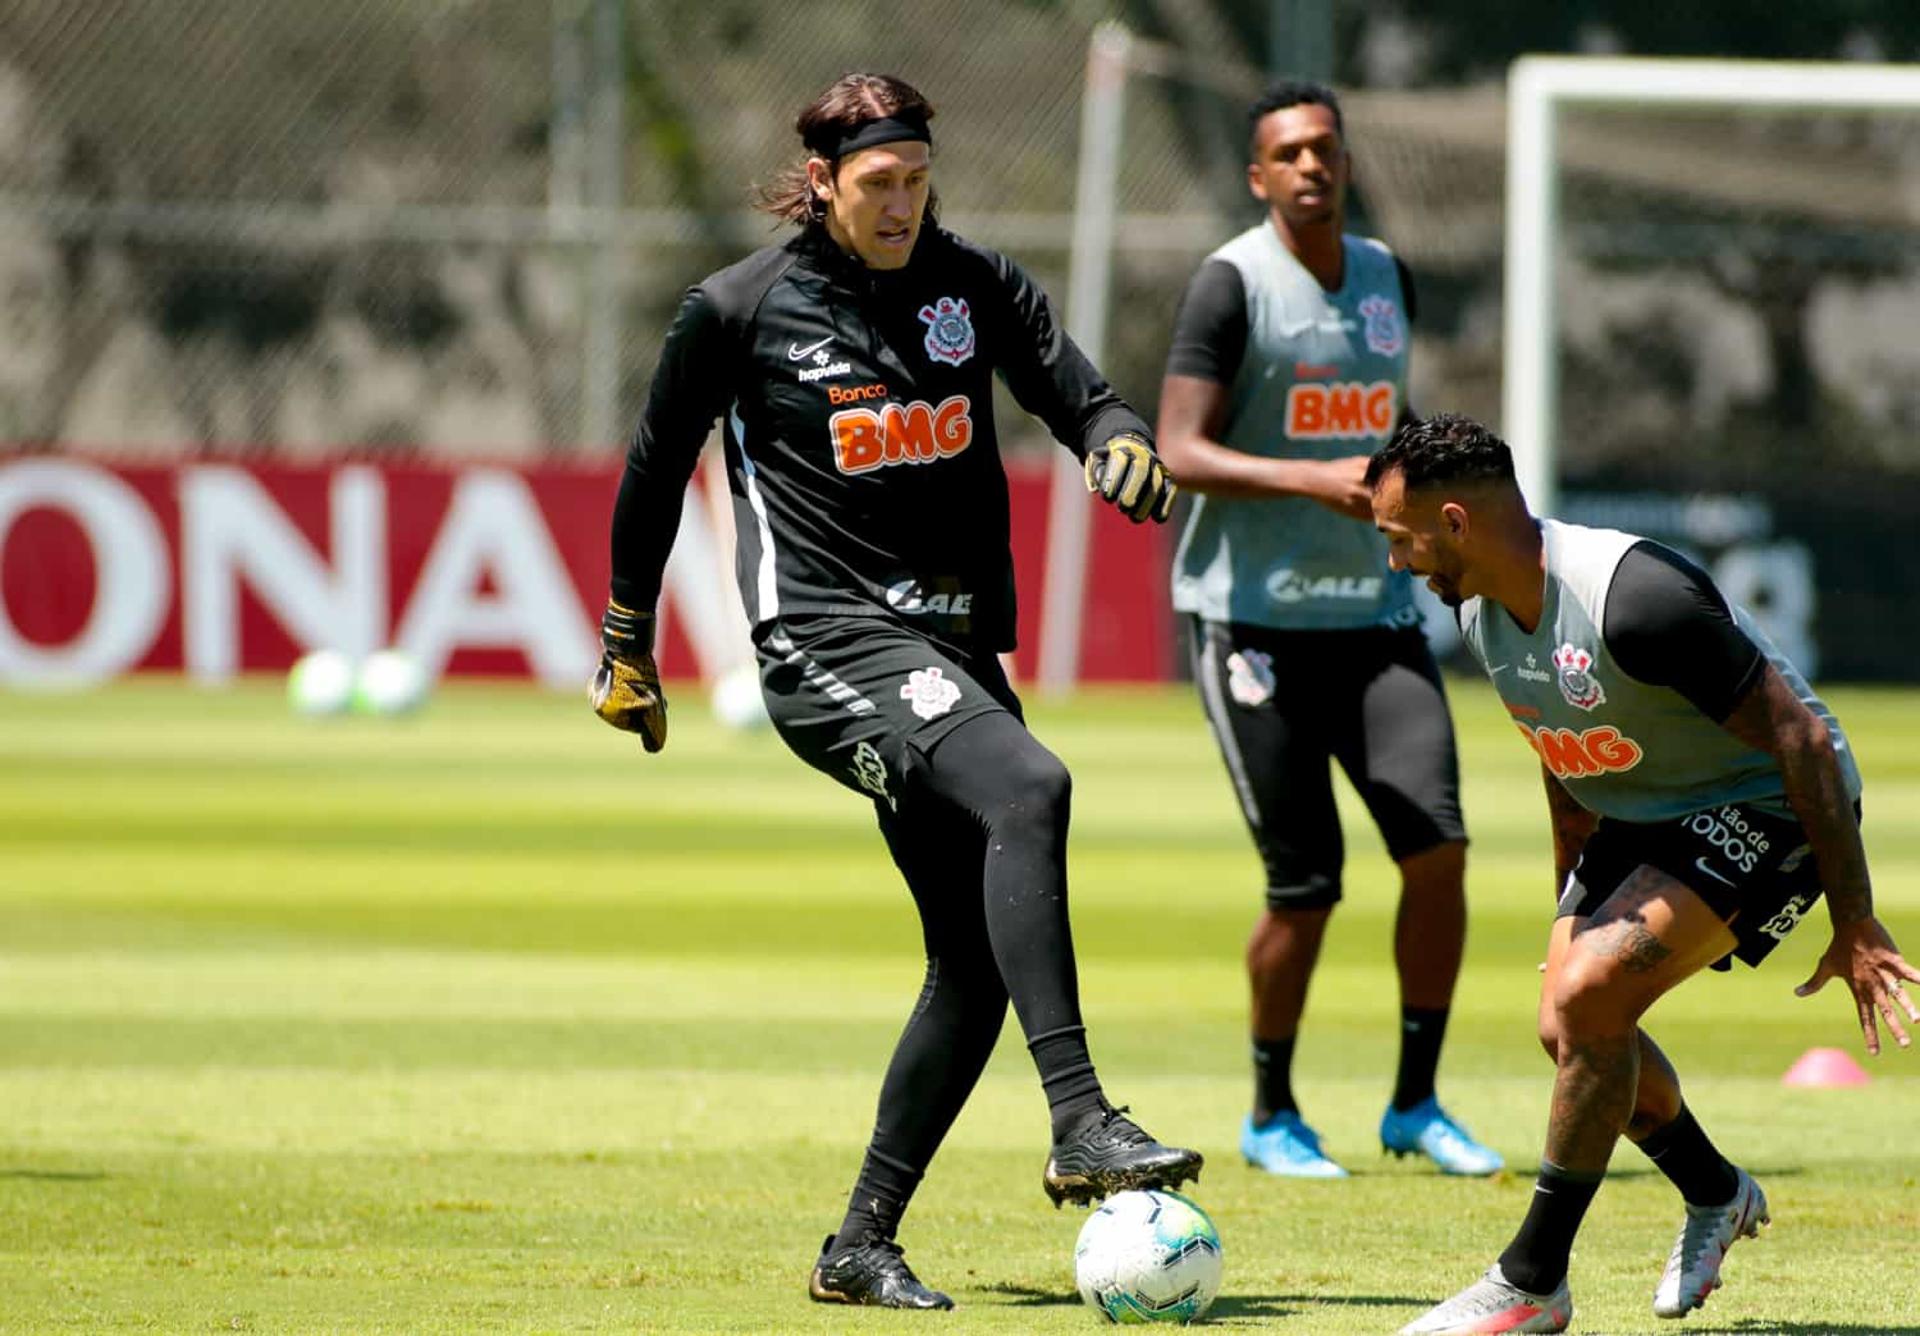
[
  {"xmin": 1264, "ymin": 569, "xmax": 1382, "ymax": 605},
  {"xmin": 885, "ymin": 580, "xmax": 974, "ymax": 618}
]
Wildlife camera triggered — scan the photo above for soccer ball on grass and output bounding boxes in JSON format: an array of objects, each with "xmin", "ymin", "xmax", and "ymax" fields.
[
  {"xmin": 352, "ymin": 649, "xmax": 429, "ymax": 716},
  {"xmin": 287, "ymin": 649, "xmax": 355, "ymax": 716},
  {"xmin": 1074, "ymin": 1189, "xmax": 1223, "ymax": 1324}
]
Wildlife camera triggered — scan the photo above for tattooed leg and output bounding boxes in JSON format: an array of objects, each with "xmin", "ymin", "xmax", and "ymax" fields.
[
  {"xmin": 1546, "ymin": 1030, "xmax": 1638, "ymax": 1174},
  {"xmin": 1545, "ymin": 867, "xmax": 1738, "ymax": 1175},
  {"xmin": 1537, "ymin": 915, "xmax": 1689, "ymax": 1140}
]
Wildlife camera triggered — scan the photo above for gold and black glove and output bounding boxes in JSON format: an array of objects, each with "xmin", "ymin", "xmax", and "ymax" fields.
[
  {"xmin": 589, "ymin": 600, "xmax": 667, "ymax": 753},
  {"xmin": 1084, "ymin": 433, "xmax": 1177, "ymax": 524}
]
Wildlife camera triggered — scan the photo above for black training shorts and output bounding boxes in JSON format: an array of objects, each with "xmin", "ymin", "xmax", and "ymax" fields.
[
  {"xmin": 1188, "ymin": 619, "xmax": 1466, "ymax": 911},
  {"xmin": 754, "ymin": 614, "xmax": 1020, "ymax": 811},
  {"xmin": 1559, "ymin": 799, "xmax": 1856, "ymax": 969}
]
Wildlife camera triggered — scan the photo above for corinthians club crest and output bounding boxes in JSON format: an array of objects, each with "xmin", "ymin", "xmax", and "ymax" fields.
[
  {"xmin": 1551, "ymin": 643, "xmax": 1606, "ymax": 711},
  {"xmin": 918, "ymin": 296, "xmax": 976, "ymax": 367},
  {"xmin": 1358, "ymin": 294, "xmax": 1403, "ymax": 356}
]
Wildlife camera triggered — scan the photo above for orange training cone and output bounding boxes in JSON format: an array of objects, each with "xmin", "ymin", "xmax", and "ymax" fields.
[{"xmin": 1781, "ymin": 1046, "xmax": 1871, "ymax": 1088}]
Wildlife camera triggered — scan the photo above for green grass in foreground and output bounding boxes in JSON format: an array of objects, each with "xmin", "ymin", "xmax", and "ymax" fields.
[{"xmin": 2, "ymin": 677, "xmax": 1918, "ymax": 1334}]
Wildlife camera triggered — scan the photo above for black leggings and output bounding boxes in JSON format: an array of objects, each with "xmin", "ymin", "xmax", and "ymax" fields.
[{"xmin": 862, "ymin": 708, "xmax": 1091, "ymax": 1175}]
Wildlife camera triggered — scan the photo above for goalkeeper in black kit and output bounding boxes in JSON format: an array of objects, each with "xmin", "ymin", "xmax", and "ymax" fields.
[{"xmin": 590, "ymin": 72, "xmax": 1200, "ymax": 1311}]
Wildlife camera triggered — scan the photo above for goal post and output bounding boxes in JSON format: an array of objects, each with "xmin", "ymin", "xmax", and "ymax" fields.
[
  {"xmin": 1042, "ymin": 24, "xmax": 1266, "ymax": 693},
  {"xmin": 1504, "ymin": 55, "xmax": 1920, "ymax": 520}
]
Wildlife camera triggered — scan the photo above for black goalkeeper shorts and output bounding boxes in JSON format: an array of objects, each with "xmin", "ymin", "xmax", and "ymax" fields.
[
  {"xmin": 1188, "ymin": 619, "xmax": 1466, "ymax": 911},
  {"xmin": 754, "ymin": 614, "xmax": 1021, "ymax": 811},
  {"xmin": 1559, "ymin": 799, "xmax": 1858, "ymax": 970}
]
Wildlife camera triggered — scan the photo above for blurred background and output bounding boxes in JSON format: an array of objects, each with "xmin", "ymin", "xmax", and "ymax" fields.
[
  {"xmin": 6, "ymin": 13, "xmax": 1920, "ymax": 1329},
  {"xmin": 4, "ymin": 0, "xmax": 1919, "ymax": 690}
]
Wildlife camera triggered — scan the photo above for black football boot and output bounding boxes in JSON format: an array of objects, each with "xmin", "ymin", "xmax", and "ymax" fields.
[
  {"xmin": 1043, "ymin": 1103, "xmax": 1204, "ymax": 1207},
  {"xmin": 807, "ymin": 1233, "xmax": 955, "ymax": 1310}
]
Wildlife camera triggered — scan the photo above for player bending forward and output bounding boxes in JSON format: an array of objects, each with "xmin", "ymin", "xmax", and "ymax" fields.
[{"xmin": 1368, "ymin": 414, "xmax": 1918, "ymax": 1335}]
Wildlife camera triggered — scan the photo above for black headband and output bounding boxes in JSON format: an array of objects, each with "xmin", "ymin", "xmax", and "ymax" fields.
[{"xmin": 810, "ymin": 113, "xmax": 931, "ymax": 161}]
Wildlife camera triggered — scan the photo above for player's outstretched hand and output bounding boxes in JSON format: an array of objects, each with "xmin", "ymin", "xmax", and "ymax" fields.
[
  {"xmin": 1795, "ymin": 918, "xmax": 1920, "ymax": 1056},
  {"xmin": 589, "ymin": 600, "xmax": 667, "ymax": 753},
  {"xmin": 1085, "ymin": 434, "xmax": 1177, "ymax": 524}
]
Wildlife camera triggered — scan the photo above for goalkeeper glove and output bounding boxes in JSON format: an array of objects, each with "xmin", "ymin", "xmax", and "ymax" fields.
[
  {"xmin": 1085, "ymin": 433, "xmax": 1177, "ymax": 524},
  {"xmin": 589, "ymin": 600, "xmax": 667, "ymax": 752}
]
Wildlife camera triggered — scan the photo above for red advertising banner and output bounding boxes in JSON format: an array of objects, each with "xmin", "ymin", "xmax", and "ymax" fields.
[{"xmin": 0, "ymin": 456, "xmax": 1172, "ymax": 687}]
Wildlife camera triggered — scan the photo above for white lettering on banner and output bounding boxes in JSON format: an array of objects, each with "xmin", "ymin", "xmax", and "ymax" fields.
[
  {"xmin": 0, "ymin": 459, "xmax": 171, "ymax": 685},
  {"xmin": 393, "ymin": 471, "xmax": 596, "ymax": 685},
  {"xmin": 182, "ymin": 466, "xmax": 386, "ymax": 681}
]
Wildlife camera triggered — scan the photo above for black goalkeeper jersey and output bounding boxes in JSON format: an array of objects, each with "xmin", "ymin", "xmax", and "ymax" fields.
[{"xmin": 608, "ymin": 223, "xmax": 1151, "ymax": 651}]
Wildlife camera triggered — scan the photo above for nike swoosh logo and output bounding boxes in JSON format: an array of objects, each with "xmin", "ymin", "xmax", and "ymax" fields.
[
  {"xmin": 1694, "ymin": 856, "xmax": 1737, "ymax": 888},
  {"xmin": 1487, "ymin": 663, "xmax": 1509, "ymax": 674},
  {"xmin": 786, "ymin": 336, "xmax": 834, "ymax": 361}
]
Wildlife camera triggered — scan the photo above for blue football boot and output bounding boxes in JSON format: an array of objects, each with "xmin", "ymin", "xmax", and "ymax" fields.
[
  {"xmin": 1379, "ymin": 1096, "xmax": 1504, "ymax": 1176},
  {"xmin": 1240, "ymin": 1111, "xmax": 1348, "ymax": 1178}
]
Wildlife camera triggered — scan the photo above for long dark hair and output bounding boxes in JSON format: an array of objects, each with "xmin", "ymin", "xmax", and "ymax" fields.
[{"xmin": 756, "ymin": 72, "xmax": 939, "ymax": 226}]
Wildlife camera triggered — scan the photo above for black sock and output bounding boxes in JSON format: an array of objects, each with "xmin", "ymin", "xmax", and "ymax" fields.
[
  {"xmin": 1637, "ymin": 1105, "xmax": 1739, "ymax": 1207},
  {"xmin": 1497, "ymin": 1160, "xmax": 1604, "ymax": 1294},
  {"xmin": 1029, "ymin": 1024, "xmax": 1105, "ymax": 1138},
  {"xmin": 1251, "ymin": 1036, "xmax": 1297, "ymax": 1123},
  {"xmin": 834, "ymin": 1146, "xmax": 923, "ymax": 1247},
  {"xmin": 1391, "ymin": 1006, "xmax": 1450, "ymax": 1111}
]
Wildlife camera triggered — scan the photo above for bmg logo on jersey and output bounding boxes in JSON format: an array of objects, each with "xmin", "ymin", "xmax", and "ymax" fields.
[
  {"xmin": 831, "ymin": 395, "xmax": 974, "ymax": 475},
  {"xmin": 1515, "ymin": 721, "xmax": 1644, "ymax": 780},
  {"xmin": 1285, "ymin": 380, "xmax": 1397, "ymax": 440}
]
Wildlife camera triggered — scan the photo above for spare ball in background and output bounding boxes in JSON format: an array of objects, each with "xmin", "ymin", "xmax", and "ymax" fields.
[
  {"xmin": 353, "ymin": 649, "xmax": 430, "ymax": 716},
  {"xmin": 287, "ymin": 649, "xmax": 356, "ymax": 717},
  {"xmin": 709, "ymin": 662, "xmax": 770, "ymax": 731}
]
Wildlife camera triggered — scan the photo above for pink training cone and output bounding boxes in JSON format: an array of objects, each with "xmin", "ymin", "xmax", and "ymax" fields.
[{"xmin": 1781, "ymin": 1046, "xmax": 1871, "ymax": 1088}]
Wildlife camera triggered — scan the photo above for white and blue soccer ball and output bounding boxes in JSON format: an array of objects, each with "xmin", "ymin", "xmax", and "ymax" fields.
[
  {"xmin": 287, "ymin": 649, "xmax": 356, "ymax": 717},
  {"xmin": 1074, "ymin": 1189, "xmax": 1223, "ymax": 1325}
]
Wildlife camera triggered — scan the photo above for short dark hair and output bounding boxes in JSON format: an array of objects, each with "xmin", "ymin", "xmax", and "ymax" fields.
[
  {"xmin": 1247, "ymin": 80, "xmax": 1343, "ymax": 155},
  {"xmin": 1366, "ymin": 412, "xmax": 1517, "ymax": 492}
]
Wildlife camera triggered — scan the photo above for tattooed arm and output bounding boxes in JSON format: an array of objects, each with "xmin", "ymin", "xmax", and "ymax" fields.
[
  {"xmin": 1721, "ymin": 664, "xmax": 1920, "ymax": 1053},
  {"xmin": 1543, "ymin": 765, "xmax": 1600, "ymax": 906}
]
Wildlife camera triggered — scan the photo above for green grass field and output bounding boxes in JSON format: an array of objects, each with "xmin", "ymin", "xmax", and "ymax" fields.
[{"xmin": 3, "ymin": 675, "xmax": 1918, "ymax": 1334}]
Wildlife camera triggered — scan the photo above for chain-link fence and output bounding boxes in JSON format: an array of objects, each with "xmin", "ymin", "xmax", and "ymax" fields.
[
  {"xmin": 0, "ymin": 1, "xmax": 1209, "ymax": 458},
  {"xmin": 5, "ymin": 1, "xmax": 1920, "ymax": 491}
]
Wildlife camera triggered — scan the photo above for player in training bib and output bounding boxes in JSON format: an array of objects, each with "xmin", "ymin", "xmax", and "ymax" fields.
[
  {"xmin": 1370, "ymin": 414, "xmax": 1919, "ymax": 1335},
  {"xmin": 589, "ymin": 73, "xmax": 1198, "ymax": 1312},
  {"xmin": 1156, "ymin": 81, "xmax": 1498, "ymax": 1180}
]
